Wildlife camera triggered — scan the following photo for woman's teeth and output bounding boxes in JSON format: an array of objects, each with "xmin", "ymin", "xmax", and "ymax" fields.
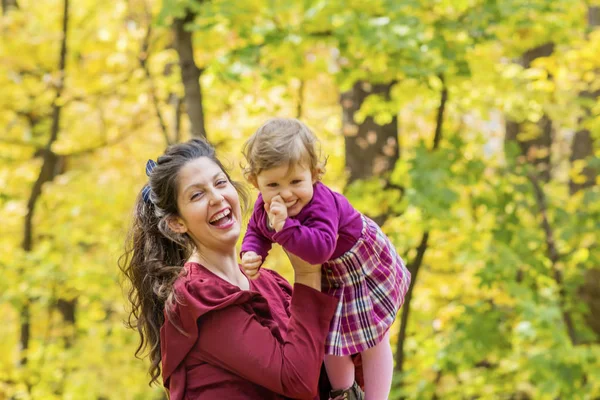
[{"xmin": 210, "ymin": 209, "xmax": 231, "ymax": 224}]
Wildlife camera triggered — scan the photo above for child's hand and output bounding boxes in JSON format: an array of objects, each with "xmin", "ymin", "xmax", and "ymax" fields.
[
  {"xmin": 265, "ymin": 195, "xmax": 287, "ymax": 232},
  {"xmin": 241, "ymin": 251, "xmax": 263, "ymax": 280}
]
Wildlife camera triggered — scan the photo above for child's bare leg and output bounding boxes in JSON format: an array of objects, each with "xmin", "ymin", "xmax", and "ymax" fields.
[
  {"xmin": 324, "ymin": 354, "xmax": 355, "ymax": 391},
  {"xmin": 361, "ymin": 331, "xmax": 393, "ymax": 400}
]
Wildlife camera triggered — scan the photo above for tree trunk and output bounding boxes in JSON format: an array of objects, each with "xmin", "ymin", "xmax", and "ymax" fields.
[
  {"xmin": 570, "ymin": 127, "xmax": 596, "ymax": 194},
  {"xmin": 57, "ymin": 299, "xmax": 77, "ymax": 348},
  {"xmin": 579, "ymin": 269, "xmax": 600, "ymax": 339},
  {"xmin": 19, "ymin": 0, "xmax": 70, "ymax": 366},
  {"xmin": 573, "ymin": 6, "xmax": 600, "ymax": 341},
  {"xmin": 505, "ymin": 43, "xmax": 555, "ymax": 182},
  {"xmin": 570, "ymin": 7, "xmax": 599, "ymax": 194},
  {"xmin": 341, "ymin": 81, "xmax": 399, "ymax": 184},
  {"xmin": 173, "ymin": 9, "xmax": 206, "ymax": 139}
]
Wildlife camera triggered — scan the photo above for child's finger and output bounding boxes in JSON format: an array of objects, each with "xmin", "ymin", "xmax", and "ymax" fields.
[
  {"xmin": 245, "ymin": 269, "xmax": 261, "ymax": 280},
  {"xmin": 271, "ymin": 195, "xmax": 283, "ymax": 203},
  {"xmin": 247, "ymin": 260, "xmax": 261, "ymax": 269},
  {"xmin": 248, "ymin": 271, "xmax": 261, "ymax": 280},
  {"xmin": 272, "ymin": 202, "xmax": 286, "ymax": 213}
]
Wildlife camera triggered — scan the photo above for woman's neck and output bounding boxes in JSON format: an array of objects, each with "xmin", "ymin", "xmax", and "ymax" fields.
[{"xmin": 189, "ymin": 248, "xmax": 249, "ymax": 290}]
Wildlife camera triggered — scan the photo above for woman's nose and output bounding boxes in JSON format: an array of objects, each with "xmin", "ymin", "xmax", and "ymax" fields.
[{"xmin": 208, "ymin": 190, "xmax": 224, "ymax": 206}]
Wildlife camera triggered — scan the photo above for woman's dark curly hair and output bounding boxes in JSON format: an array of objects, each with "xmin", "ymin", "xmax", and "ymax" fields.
[{"xmin": 118, "ymin": 138, "xmax": 247, "ymax": 385}]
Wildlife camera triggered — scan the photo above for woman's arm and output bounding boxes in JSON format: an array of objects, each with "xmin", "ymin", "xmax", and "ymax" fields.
[
  {"xmin": 195, "ymin": 281, "xmax": 336, "ymax": 398},
  {"xmin": 286, "ymin": 250, "xmax": 322, "ymax": 291}
]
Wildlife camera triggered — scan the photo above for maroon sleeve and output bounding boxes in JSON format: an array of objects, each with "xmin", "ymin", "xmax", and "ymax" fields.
[{"xmin": 194, "ymin": 284, "xmax": 337, "ymax": 398}]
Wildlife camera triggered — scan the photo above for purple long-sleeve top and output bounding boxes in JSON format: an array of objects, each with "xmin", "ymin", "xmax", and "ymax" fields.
[{"xmin": 241, "ymin": 182, "xmax": 363, "ymax": 265}]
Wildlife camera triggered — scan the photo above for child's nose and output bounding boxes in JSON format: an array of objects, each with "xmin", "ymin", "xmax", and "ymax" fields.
[{"xmin": 280, "ymin": 189, "xmax": 292, "ymax": 200}]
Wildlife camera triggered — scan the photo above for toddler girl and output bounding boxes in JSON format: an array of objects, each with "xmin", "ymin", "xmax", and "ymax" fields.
[{"xmin": 241, "ymin": 118, "xmax": 410, "ymax": 400}]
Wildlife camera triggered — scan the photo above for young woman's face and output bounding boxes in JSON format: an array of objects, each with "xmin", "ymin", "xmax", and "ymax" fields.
[
  {"xmin": 172, "ymin": 157, "xmax": 242, "ymax": 252},
  {"xmin": 255, "ymin": 162, "xmax": 315, "ymax": 217}
]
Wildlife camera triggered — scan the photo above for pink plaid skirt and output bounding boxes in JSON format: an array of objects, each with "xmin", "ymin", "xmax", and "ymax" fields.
[{"xmin": 322, "ymin": 215, "xmax": 411, "ymax": 356}]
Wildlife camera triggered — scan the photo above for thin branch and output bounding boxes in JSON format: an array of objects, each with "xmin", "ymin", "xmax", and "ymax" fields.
[
  {"xmin": 24, "ymin": 0, "xmax": 68, "ymax": 251},
  {"xmin": 20, "ymin": 0, "xmax": 69, "ymax": 367},
  {"xmin": 307, "ymin": 30, "xmax": 333, "ymax": 37},
  {"xmin": 395, "ymin": 231, "xmax": 429, "ymax": 375},
  {"xmin": 528, "ymin": 173, "xmax": 578, "ymax": 345},
  {"xmin": 139, "ymin": 1, "xmax": 171, "ymax": 146},
  {"xmin": 18, "ymin": 302, "xmax": 30, "ymax": 367},
  {"xmin": 432, "ymin": 73, "xmax": 447, "ymax": 151},
  {"xmin": 173, "ymin": 95, "xmax": 183, "ymax": 143},
  {"xmin": 296, "ymin": 80, "xmax": 304, "ymax": 119},
  {"xmin": 383, "ymin": 181, "xmax": 405, "ymax": 195},
  {"xmin": 395, "ymin": 78, "xmax": 448, "ymax": 377},
  {"xmin": 432, "ymin": 368, "xmax": 444, "ymax": 400}
]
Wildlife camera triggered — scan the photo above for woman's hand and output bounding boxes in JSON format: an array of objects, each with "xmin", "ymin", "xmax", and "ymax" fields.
[{"xmin": 285, "ymin": 250, "xmax": 322, "ymax": 291}]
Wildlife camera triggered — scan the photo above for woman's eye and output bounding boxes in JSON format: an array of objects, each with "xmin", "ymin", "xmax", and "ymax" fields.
[
  {"xmin": 216, "ymin": 179, "xmax": 227, "ymax": 186},
  {"xmin": 191, "ymin": 192, "xmax": 203, "ymax": 200}
]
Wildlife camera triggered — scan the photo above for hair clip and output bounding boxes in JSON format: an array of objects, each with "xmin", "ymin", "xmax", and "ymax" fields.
[
  {"xmin": 146, "ymin": 159, "xmax": 157, "ymax": 176},
  {"xmin": 142, "ymin": 159, "xmax": 157, "ymax": 204}
]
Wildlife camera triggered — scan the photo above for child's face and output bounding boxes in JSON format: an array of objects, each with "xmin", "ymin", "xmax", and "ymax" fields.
[{"xmin": 255, "ymin": 162, "xmax": 316, "ymax": 217}]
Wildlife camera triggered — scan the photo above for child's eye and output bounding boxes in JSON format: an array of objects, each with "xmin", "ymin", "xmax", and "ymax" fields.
[
  {"xmin": 216, "ymin": 179, "xmax": 227, "ymax": 186},
  {"xmin": 267, "ymin": 183, "xmax": 278, "ymax": 188},
  {"xmin": 291, "ymin": 179, "xmax": 302, "ymax": 184}
]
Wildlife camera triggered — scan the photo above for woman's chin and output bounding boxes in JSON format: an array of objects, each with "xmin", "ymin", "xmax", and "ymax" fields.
[{"xmin": 221, "ymin": 225, "xmax": 241, "ymax": 245}]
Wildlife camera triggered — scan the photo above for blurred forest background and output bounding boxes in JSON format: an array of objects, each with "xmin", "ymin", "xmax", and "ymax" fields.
[{"xmin": 1, "ymin": 0, "xmax": 599, "ymax": 399}]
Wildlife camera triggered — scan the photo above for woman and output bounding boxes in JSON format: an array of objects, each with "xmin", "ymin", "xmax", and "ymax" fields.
[{"xmin": 119, "ymin": 138, "xmax": 361, "ymax": 399}]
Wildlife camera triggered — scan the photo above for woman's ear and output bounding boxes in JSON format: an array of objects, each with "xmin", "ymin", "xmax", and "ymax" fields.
[{"xmin": 167, "ymin": 215, "xmax": 187, "ymax": 234}]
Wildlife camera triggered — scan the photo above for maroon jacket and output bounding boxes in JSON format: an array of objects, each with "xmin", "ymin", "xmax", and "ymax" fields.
[{"xmin": 160, "ymin": 262, "xmax": 337, "ymax": 399}]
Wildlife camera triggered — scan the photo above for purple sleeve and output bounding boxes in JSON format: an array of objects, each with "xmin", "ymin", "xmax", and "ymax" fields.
[
  {"xmin": 240, "ymin": 201, "xmax": 272, "ymax": 260},
  {"xmin": 271, "ymin": 189, "xmax": 339, "ymax": 265}
]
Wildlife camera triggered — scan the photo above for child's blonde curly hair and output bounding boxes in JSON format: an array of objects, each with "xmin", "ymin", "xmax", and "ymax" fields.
[{"xmin": 242, "ymin": 118, "xmax": 327, "ymax": 184}]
